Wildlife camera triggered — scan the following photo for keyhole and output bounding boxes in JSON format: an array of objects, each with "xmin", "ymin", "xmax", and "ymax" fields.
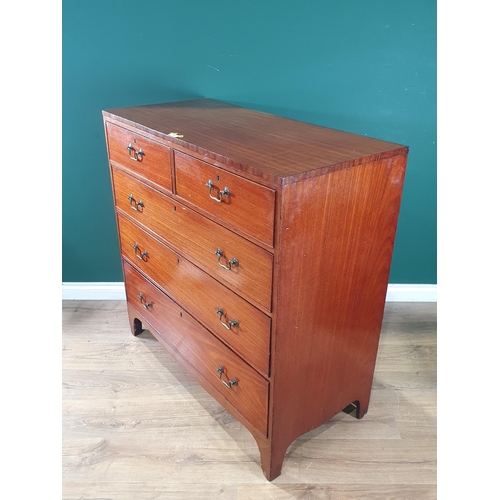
[
  {"xmin": 173, "ymin": 206, "xmax": 176, "ymax": 211},
  {"xmin": 216, "ymin": 174, "xmax": 220, "ymax": 182},
  {"xmin": 179, "ymin": 312, "xmax": 183, "ymax": 317},
  {"xmin": 133, "ymin": 138, "xmax": 137, "ymax": 144}
]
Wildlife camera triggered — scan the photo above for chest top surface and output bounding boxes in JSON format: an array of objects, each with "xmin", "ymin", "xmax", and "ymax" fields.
[{"xmin": 103, "ymin": 98, "xmax": 407, "ymax": 185}]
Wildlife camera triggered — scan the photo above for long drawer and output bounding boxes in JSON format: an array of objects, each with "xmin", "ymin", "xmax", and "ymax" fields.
[
  {"xmin": 174, "ymin": 151, "xmax": 276, "ymax": 247},
  {"xmin": 112, "ymin": 166, "xmax": 273, "ymax": 310},
  {"xmin": 123, "ymin": 261, "xmax": 269, "ymax": 436},
  {"xmin": 118, "ymin": 214, "xmax": 271, "ymax": 375},
  {"xmin": 106, "ymin": 122, "xmax": 172, "ymax": 193}
]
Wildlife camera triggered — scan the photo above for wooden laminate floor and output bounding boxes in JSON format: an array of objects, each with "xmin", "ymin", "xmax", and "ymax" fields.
[{"xmin": 62, "ymin": 301, "xmax": 436, "ymax": 500}]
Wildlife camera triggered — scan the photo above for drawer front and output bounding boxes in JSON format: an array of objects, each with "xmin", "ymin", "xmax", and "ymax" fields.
[
  {"xmin": 112, "ymin": 167, "xmax": 273, "ymax": 310},
  {"xmin": 106, "ymin": 121, "xmax": 172, "ymax": 192},
  {"xmin": 123, "ymin": 261, "xmax": 269, "ymax": 436},
  {"xmin": 118, "ymin": 214, "xmax": 271, "ymax": 375},
  {"xmin": 174, "ymin": 151, "xmax": 275, "ymax": 247}
]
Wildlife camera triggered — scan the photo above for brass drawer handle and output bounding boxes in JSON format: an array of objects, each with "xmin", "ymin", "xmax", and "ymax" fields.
[
  {"xmin": 137, "ymin": 292, "xmax": 152, "ymax": 310},
  {"xmin": 216, "ymin": 307, "xmax": 239, "ymax": 330},
  {"xmin": 205, "ymin": 179, "xmax": 230, "ymax": 202},
  {"xmin": 215, "ymin": 248, "xmax": 239, "ymax": 271},
  {"xmin": 127, "ymin": 194, "xmax": 144, "ymax": 212},
  {"xmin": 216, "ymin": 365, "xmax": 238, "ymax": 389},
  {"xmin": 126, "ymin": 143, "xmax": 144, "ymax": 162},
  {"xmin": 133, "ymin": 243, "xmax": 148, "ymax": 261}
]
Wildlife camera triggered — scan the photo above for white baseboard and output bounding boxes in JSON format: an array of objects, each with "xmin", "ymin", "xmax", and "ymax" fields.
[
  {"xmin": 62, "ymin": 282, "xmax": 436, "ymax": 302},
  {"xmin": 385, "ymin": 284, "xmax": 437, "ymax": 302},
  {"xmin": 62, "ymin": 282, "xmax": 126, "ymax": 300}
]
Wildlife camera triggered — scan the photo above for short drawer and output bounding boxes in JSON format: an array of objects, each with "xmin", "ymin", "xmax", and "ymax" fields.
[
  {"xmin": 123, "ymin": 261, "xmax": 269, "ymax": 436},
  {"xmin": 118, "ymin": 214, "xmax": 271, "ymax": 375},
  {"xmin": 174, "ymin": 151, "xmax": 275, "ymax": 247},
  {"xmin": 112, "ymin": 167, "xmax": 273, "ymax": 310},
  {"xmin": 106, "ymin": 121, "xmax": 172, "ymax": 192}
]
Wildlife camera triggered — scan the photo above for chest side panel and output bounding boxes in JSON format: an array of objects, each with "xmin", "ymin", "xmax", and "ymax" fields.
[{"xmin": 270, "ymin": 154, "xmax": 408, "ymax": 446}]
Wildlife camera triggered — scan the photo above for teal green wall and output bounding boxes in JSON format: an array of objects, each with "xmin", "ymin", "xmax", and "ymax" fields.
[{"xmin": 63, "ymin": 0, "xmax": 436, "ymax": 284}]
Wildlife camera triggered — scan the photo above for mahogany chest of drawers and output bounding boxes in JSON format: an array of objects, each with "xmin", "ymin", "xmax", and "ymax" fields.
[{"xmin": 102, "ymin": 99, "xmax": 408, "ymax": 480}]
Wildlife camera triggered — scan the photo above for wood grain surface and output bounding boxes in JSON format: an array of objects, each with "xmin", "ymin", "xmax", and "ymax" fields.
[
  {"xmin": 101, "ymin": 100, "xmax": 410, "ymax": 484},
  {"xmin": 106, "ymin": 121, "xmax": 172, "ymax": 193},
  {"xmin": 62, "ymin": 300, "xmax": 436, "ymax": 499},
  {"xmin": 174, "ymin": 151, "xmax": 276, "ymax": 247},
  {"xmin": 118, "ymin": 216, "xmax": 271, "ymax": 375},
  {"xmin": 261, "ymin": 154, "xmax": 407, "ymax": 479},
  {"xmin": 122, "ymin": 264, "xmax": 269, "ymax": 436},
  {"xmin": 112, "ymin": 167, "xmax": 274, "ymax": 311},
  {"xmin": 103, "ymin": 99, "xmax": 407, "ymax": 185}
]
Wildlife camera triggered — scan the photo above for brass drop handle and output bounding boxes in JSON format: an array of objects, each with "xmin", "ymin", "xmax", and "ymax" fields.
[
  {"xmin": 206, "ymin": 179, "xmax": 230, "ymax": 202},
  {"xmin": 216, "ymin": 307, "xmax": 239, "ymax": 330},
  {"xmin": 128, "ymin": 194, "xmax": 144, "ymax": 212},
  {"xmin": 138, "ymin": 292, "xmax": 152, "ymax": 310},
  {"xmin": 133, "ymin": 243, "xmax": 148, "ymax": 261},
  {"xmin": 126, "ymin": 143, "xmax": 144, "ymax": 161},
  {"xmin": 215, "ymin": 248, "xmax": 239, "ymax": 271},
  {"xmin": 216, "ymin": 365, "xmax": 238, "ymax": 389}
]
